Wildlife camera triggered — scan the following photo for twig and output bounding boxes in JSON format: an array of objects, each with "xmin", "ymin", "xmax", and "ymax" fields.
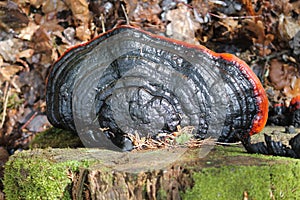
[
  {"xmin": 20, "ymin": 111, "xmax": 38, "ymax": 130},
  {"xmin": 215, "ymin": 141, "xmax": 241, "ymax": 146},
  {"xmin": 100, "ymin": 13, "xmax": 105, "ymax": 33},
  {"xmin": 121, "ymin": 4, "xmax": 130, "ymax": 25},
  {"xmin": 256, "ymin": 50, "xmax": 290, "ymax": 62},
  {"xmin": 16, "ymin": 58, "xmax": 30, "ymax": 72},
  {"xmin": 0, "ymin": 81, "xmax": 10, "ymax": 129},
  {"xmin": 209, "ymin": 12, "xmax": 262, "ymax": 20}
]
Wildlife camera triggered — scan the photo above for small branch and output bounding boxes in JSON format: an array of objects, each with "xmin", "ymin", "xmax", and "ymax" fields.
[
  {"xmin": 20, "ymin": 111, "xmax": 38, "ymax": 130},
  {"xmin": 0, "ymin": 81, "xmax": 10, "ymax": 129},
  {"xmin": 209, "ymin": 12, "xmax": 262, "ymax": 20},
  {"xmin": 256, "ymin": 50, "xmax": 290, "ymax": 62},
  {"xmin": 215, "ymin": 141, "xmax": 242, "ymax": 146},
  {"xmin": 100, "ymin": 13, "xmax": 105, "ymax": 33},
  {"xmin": 121, "ymin": 4, "xmax": 130, "ymax": 25}
]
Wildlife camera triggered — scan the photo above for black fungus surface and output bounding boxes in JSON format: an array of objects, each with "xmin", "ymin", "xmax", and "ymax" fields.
[{"xmin": 46, "ymin": 27, "xmax": 260, "ymax": 149}]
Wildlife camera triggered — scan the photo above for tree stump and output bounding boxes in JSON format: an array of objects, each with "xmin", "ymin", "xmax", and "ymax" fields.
[{"xmin": 3, "ymin": 140, "xmax": 300, "ymax": 200}]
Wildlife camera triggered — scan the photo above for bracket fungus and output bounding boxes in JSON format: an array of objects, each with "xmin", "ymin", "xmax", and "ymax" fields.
[{"xmin": 46, "ymin": 26, "xmax": 270, "ymax": 152}]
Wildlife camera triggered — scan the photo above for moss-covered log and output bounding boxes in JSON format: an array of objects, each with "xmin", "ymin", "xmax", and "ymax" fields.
[{"xmin": 3, "ymin": 144, "xmax": 300, "ymax": 200}]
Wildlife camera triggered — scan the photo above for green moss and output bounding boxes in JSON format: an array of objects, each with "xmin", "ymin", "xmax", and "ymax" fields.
[
  {"xmin": 270, "ymin": 163, "xmax": 300, "ymax": 198},
  {"xmin": 3, "ymin": 150, "xmax": 92, "ymax": 200},
  {"xmin": 175, "ymin": 133, "xmax": 193, "ymax": 145},
  {"xmin": 182, "ymin": 162, "xmax": 300, "ymax": 200},
  {"xmin": 30, "ymin": 128, "xmax": 82, "ymax": 148},
  {"xmin": 157, "ymin": 188, "xmax": 167, "ymax": 199},
  {"xmin": 210, "ymin": 145, "xmax": 296, "ymax": 162}
]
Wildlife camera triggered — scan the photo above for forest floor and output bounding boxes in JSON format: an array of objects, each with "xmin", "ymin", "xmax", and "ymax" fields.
[{"xmin": 0, "ymin": 0, "xmax": 300, "ymax": 198}]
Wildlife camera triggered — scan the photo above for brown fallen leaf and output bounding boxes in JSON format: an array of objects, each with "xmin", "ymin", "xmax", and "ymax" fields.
[
  {"xmin": 18, "ymin": 21, "xmax": 40, "ymax": 41},
  {"xmin": 0, "ymin": 38, "xmax": 23, "ymax": 62},
  {"xmin": 283, "ymin": 78, "xmax": 300, "ymax": 101},
  {"xmin": 0, "ymin": 65, "xmax": 23, "ymax": 82},
  {"xmin": 218, "ymin": 17, "xmax": 241, "ymax": 39},
  {"xmin": 25, "ymin": 114, "xmax": 51, "ymax": 133},
  {"xmin": 42, "ymin": 0, "xmax": 67, "ymax": 14},
  {"xmin": 278, "ymin": 14, "xmax": 300, "ymax": 41},
  {"xmin": 165, "ymin": 3, "xmax": 200, "ymax": 44},
  {"xmin": 269, "ymin": 59, "xmax": 298, "ymax": 90},
  {"xmin": 0, "ymin": 0, "xmax": 29, "ymax": 31},
  {"xmin": 65, "ymin": 0, "xmax": 91, "ymax": 41},
  {"xmin": 17, "ymin": 49, "xmax": 35, "ymax": 59},
  {"xmin": 125, "ymin": 0, "xmax": 162, "ymax": 25},
  {"xmin": 75, "ymin": 25, "xmax": 92, "ymax": 41},
  {"xmin": 273, "ymin": 0, "xmax": 293, "ymax": 16},
  {"xmin": 243, "ymin": 19, "xmax": 274, "ymax": 56},
  {"xmin": 268, "ymin": 58, "xmax": 300, "ymax": 106}
]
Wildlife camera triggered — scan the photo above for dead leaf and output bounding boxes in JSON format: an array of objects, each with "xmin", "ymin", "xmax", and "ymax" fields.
[
  {"xmin": 291, "ymin": 1, "xmax": 300, "ymax": 15},
  {"xmin": 26, "ymin": 114, "xmax": 50, "ymax": 132},
  {"xmin": 52, "ymin": 29, "xmax": 78, "ymax": 55},
  {"xmin": 218, "ymin": 18, "xmax": 241, "ymax": 39},
  {"xmin": 36, "ymin": 13, "xmax": 64, "ymax": 32},
  {"xmin": 32, "ymin": 27, "xmax": 53, "ymax": 57},
  {"xmin": 17, "ymin": 49, "xmax": 35, "ymax": 59},
  {"xmin": 75, "ymin": 24, "xmax": 91, "ymax": 41},
  {"xmin": 66, "ymin": 0, "xmax": 90, "ymax": 23},
  {"xmin": 243, "ymin": 19, "xmax": 274, "ymax": 56},
  {"xmin": 289, "ymin": 30, "xmax": 300, "ymax": 56},
  {"xmin": 244, "ymin": 19, "xmax": 265, "ymax": 44},
  {"xmin": 18, "ymin": 21, "xmax": 40, "ymax": 41},
  {"xmin": 42, "ymin": 0, "xmax": 67, "ymax": 14},
  {"xmin": 191, "ymin": 0, "xmax": 210, "ymax": 19},
  {"xmin": 0, "ymin": 38, "xmax": 23, "ymax": 62},
  {"xmin": 0, "ymin": 65, "xmax": 23, "ymax": 82},
  {"xmin": 278, "ymin": 14, "xmax": 300, "ymax": 41},
  {"xmin": 0, "ymin": 0, "xmax": 29, "ymax": 31},
  {"xmin": 166, "ymin": 3, "xmax": 200, "ymax": 44},
  {"xmin": 125, "ymin": 0, "xmax": 162, "ymax": 25},
  {"xmin": 64, "ymin": 0, "xmax": 91, "ymax": 41},
  {"xmin": 283, "ymin": 78, "xmax": 300, "ymax": 100},
  {"xmin": 273, "ymin": 0, "xmax": 293, "ymax": 16},
  {"xmin": 268, "ymin": 58, "xmax": 300, "ymax": 105},
  {"xmin": 269, "ymin": 59, "xmax": 298, "ymax": 90}
]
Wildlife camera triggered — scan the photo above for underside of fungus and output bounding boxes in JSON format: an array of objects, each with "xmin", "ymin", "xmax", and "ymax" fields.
[{"xmin": 46, "ymin": 26, "xmax": 268, "ymax": 151}]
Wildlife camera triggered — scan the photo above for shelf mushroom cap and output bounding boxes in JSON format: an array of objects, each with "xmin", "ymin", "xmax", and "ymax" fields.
[{"xmin": 46, "ymin": 25, "xmax": 268, "ymax": 149}]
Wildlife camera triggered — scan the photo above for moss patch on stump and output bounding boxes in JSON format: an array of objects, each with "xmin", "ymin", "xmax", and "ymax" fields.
[
  {"xmin": 183, "ymin": 163, "xmax": 300, "ymax": 200},
  {"xmin": 3, "ymin": 145, "xmax": 300, "ymax": 200},
  {"xmin": 3, "ymin": 149, "xmax": 92, "ymax": 200},
  {"xmin": 30, "ymin": 128, "xmax": 83, "ymax": 149}
]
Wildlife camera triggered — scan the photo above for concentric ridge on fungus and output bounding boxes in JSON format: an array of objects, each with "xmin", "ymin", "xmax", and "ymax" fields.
[{"xmin": 46, "ymin": 25, "xmax": 268, "ymax": 149}]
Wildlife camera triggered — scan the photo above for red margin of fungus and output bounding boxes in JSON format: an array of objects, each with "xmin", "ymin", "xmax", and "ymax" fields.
[
  {"xmin": 50, "ymin": 25, "xmax": 268, "ymax": 136},
  {"xmin": 218, "ymin": 53, "xmax": 268, "ymax": 136},
  {"xmin": 290, "ymin": 96, "xmax": 300, "ymax": 111}
]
